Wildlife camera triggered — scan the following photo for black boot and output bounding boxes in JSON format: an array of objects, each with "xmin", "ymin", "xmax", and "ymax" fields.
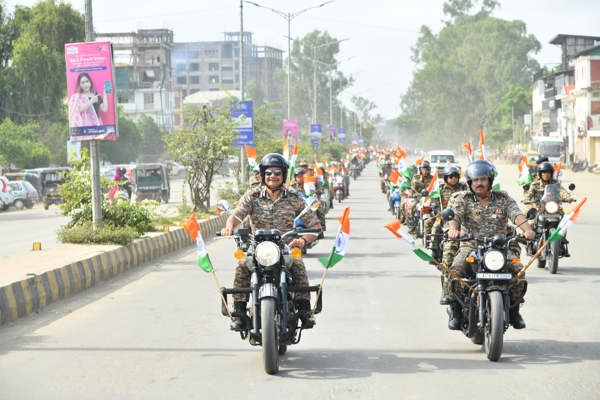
[
  {"xmin": 296, "ymin": 300, "xmax": 315, "ymax": 329},
  {"xmin": 509, "ymin": 305, "xmax": 526, "ymax": 329},
  {"xmin": 230, "ymin": 301, "xmax": 247, "ymax": 331},
  {"xmin": 440, "ymin": 276, "xmax": 451, "ymax": 305},
  {"xmin": 448, "ymin": 302, "xmax": 463, "ymax": 330}
]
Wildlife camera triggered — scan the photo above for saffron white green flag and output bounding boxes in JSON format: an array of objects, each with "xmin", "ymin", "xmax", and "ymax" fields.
[
  {"xmin": 385, "ymin": 220, "xmax": 433, "ymax": 262},
  {"xmin": 547, "ymin": 198, "xmax": 587, "ymax": 243},
  {"xmin": 319, "ymin": 207, "xmax": 350, "ymax": 269}
]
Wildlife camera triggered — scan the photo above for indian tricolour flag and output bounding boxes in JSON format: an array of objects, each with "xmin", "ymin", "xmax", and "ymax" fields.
[
  {"xmin": 183, "ymin": 213, "xmax": 214, "ymax": 273},
  {"xmin": 517, "ymin": 156, "xmax": 532, "ymax": 186},
  {"xmin": 244, "ymin": 145, "xmax": 257, "ymax": 169},
  {"xmin": 283, "ymin": 137, "xmax": 290, "ymax": 162},
  {"xmin": 479, "ymin": 130, "xmax": 486, "ymax": 160},
  {"xmin": 547, "ymin": 197, "xmax": 587, "ymax": 243},
  {"xmin": 385, "ymin": 220, "xmax": 433, "ymax": 262},
  {"xmin": 319, "ymin": 207, "xmax": 350, "ymax": 269},
  {"xmin": 427, "ymin": 169, "xmax": 441, "ymax": 199},
  {"xmin": 287, "ymin": 143, "xmax": 299, "ymax": 182},
  {"xmin": 303, "ymin": 175, "xmax": 317, "ymax": 195}
]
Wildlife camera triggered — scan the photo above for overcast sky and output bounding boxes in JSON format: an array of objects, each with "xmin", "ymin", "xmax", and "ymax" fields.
[{"xmin": 5, "ymin": 0, "xmax": 600, "ymax": 119}]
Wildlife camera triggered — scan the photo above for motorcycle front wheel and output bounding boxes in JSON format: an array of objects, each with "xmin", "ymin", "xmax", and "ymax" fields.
[
  {"xmin": 547, "ymin": 240, "xmax": 560, "ymax": 274},
  {"xmin": 261, "ymin": 298, "xmax": 279, "ymax": 374},
  {"xmin": 484, "ymin": 291, "xmax": 504, "ymax": 362}
]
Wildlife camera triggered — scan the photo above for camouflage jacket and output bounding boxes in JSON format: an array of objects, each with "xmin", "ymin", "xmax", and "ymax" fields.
[
  {"xmin": 449, "ymin": 190, "xmax": 523, "ymax": 248},
  {"xmin": 289, "ymin": 180, "xmax": 306, "ymax": 197},
  {"xmin": 524, "ymin": 179, "xmax": 572, "ymax": 204},
  {"xmin": 438, "ymin": 182, "xmax": 468, "ymax": 208},
  {"xmin": 232, "ymin": 185, "xmax": 321, "ymax": 234},
  {"xmin": 411, "ymin": 174, "xmax": 433, "ymax": 193}
]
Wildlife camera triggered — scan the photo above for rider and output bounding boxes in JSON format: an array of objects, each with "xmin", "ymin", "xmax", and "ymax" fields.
[
  {"xmin": 221, "ymin": 153, "xmax": 321, "ymax": 331},
  {"xmin": 411, "ymin": 161, "xmax": 433, "ymax": 193},
  {"xmin": 524, "ymin": 161, "xmax": 575, "ymax": 257},
  {"xmin": 447, "ymin": 160, "xmax": 536, "ymax": 331}
]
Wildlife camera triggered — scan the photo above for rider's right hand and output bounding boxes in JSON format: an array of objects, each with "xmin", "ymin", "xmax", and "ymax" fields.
[
  {"xmin": 448, "ymin": 227, "xmax": 460, "ymax": 240},
  {"xmin": 221, "ymin": 226, "xmax": 233, "ymax": 236}
]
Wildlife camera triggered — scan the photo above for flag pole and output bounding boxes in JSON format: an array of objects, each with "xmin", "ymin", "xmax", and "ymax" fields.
[
  {"xmin": 312, "ymin": 267, "xmax": 329, "ymax": 315},
  {"xmin": 517, "ymin": 239, "xmax": 548, "ymax": 279},
  {"xmin": 209, "ymin": 269, "xmax": 233, "ymax": 319}
]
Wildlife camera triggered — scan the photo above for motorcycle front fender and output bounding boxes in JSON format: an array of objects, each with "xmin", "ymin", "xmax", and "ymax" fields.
[{"xmin": 259, "ymin": 282, "xmax": 278, "ymax": 300}]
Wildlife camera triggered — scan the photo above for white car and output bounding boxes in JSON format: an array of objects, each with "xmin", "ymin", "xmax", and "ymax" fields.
[
  {"xmin": 0, "ymin": 176, "xmax": 15, "ymax": 211},
  {"xmin": 428, "ymin": 150, "xmax": 460, "ymax": 174}
]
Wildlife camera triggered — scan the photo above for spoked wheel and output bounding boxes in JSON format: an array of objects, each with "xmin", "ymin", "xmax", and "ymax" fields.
[
  {"xmin": 484, "ymin": 291, "xmax": 504, "ymax": 362},
  {"xmin": 261, "ymin": 298, "xmax": 279, "ymax": 374},
  {"xmin": 547, "ymin": 241, "xmax": 560, "ymax": 274}
]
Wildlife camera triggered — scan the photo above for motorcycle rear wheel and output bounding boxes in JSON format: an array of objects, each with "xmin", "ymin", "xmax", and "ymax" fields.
[
  {"xmin": 547, "ymin": 240, "xmax": 560, "ymax": 274},
  {"xmin": 484, "ymin": 291, "xmax": 504, "ymax": 362},
  {"xmin": 261, "ymin": 298, "xmax": 279, "ymax": 374}
]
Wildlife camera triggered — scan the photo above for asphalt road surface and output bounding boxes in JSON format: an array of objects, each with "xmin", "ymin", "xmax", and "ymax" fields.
[{"xmin": 1, "ymin": 163, "xmax": 599, "ymax": 399}]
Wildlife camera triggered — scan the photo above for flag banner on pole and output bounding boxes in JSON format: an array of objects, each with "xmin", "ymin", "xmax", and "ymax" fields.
[
  {"xmin": 183, "ymin": 212, "xmax": 214, "ymax": 272},
  {"xmin": 427, "ymin": 169, "xmax": 440, "ymax": 199},
  {"xmin": 319, "ymin": 207, "xmax": 350, "ymax": 269},
  {"xmin": 385, "ymin": 220, "xmax": 433, "ymax": 262},
  {"xmin": 479, "ymin": 130, "xmax": 486, "ymax": 160},
  {"xmin": 244, "ymin": 145, "xmax": 257, "ymax": 169},
  {"xmin": 547, "ymin": 197, "xmax": 587, "ymax": 243}
]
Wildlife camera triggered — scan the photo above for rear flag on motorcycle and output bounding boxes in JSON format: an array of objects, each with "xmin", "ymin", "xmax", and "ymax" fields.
[
  {"xmin": 304, "ymin": 175, "xmax": 317, "ymax": 195},
  {"xmin": 479, "ymin": 130, "xmax": 486, "ymax": 160},
  {"xmin": 385, "ymin": 220, "xmax": 433, "ymax": 262},
  {"xmin": 547, "ymin": 197, "xmax": 587, "ymax": 244},
  {"xmin": 244, "ymin": 145, "xmax": 257, "ymax": 169},
  {"xmin": 319, "ymin": 207, "xmax": 350, "ymax": 269},
  {"xmin": 389, "ymin": 169, "xmax": 400, "ymax": 185},
  {"xmin": 517, "ymin": 157, "xmax": 532, "ymax": 185},
  {"xmin": 427, "ymin": 170, "xmax": 441, "ymax": 199},
  {"xmin": 183, "ymin": 213, "xmax": 214, "ymax": 273}
]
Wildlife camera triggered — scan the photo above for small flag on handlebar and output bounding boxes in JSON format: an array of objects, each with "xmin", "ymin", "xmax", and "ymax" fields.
[
  {"xmin": 385, "ymin": 220, "xmax": 433, "ymax": 262},
  {"xmin": 183, "ymin": 213, "xmax": 214, "ymax": 273},
  {"xmin": 319, "ymin": 207, "xmax": 350, "ymax": 269},
  {"xmin": 547, "ymin": 197, "xmax": 587, "ymax": 244}
]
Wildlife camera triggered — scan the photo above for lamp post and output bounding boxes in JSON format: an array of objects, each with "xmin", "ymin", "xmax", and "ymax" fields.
[{"xmin": 245, "ymin": 1, "xmax": 335, "ymax": 119}]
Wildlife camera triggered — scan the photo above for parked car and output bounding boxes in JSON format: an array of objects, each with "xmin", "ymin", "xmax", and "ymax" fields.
[
  {"xmin": 5, "ymin": 171, "xmax": 43, "ymax": 195},
  {"xmin": 0, "ymin": 176, "xmax": 15, "ymax": 211},
  {"xmin": 8, "ymin": 180, "xmax": 39, "ymax": 209},
  {"xmin": 166, "ymin": 161, "xmax": 186, "ymax": 178},
  {"xmin": 428, "ymin": 150, "xmax": 460, "ymax": 173}
]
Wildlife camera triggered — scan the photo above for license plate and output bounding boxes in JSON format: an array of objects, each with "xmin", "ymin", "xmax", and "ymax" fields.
[{"xmin": 476, "ymin": 273, "xmax": 512, "ymax": 280}]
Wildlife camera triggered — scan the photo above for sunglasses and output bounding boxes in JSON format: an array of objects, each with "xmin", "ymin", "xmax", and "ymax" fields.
[{"xmin": 264, "ymin": 169, "xmax": 283, "ymax": 177}]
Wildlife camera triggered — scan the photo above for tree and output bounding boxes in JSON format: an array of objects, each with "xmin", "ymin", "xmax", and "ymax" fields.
[
  {"xmin": 399, "ymin": 0, "xmax": 540, "ymax": 147},
  {"xmin": 163, "ymin": 105, "xmax": 236, "ymax": 211},
  {"xmin": 138, "ymin": 114, "xmax": 166, "ymax": 161},
  {"xmin": 487, "ymin": 85, "xmax": 531, "ymax": 145},
  {"xmin": 100, "ymin": 110, "xmax": 142, "ymax": 164},
  {"xmin": 0, "ymin": 117, "xmax": 50, "ymax": 168}
]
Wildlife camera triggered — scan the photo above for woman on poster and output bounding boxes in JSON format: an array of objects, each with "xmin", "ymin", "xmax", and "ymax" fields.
[{"xmin": 68, "ymin": 72, "xmax": 108, "ymax": 127}]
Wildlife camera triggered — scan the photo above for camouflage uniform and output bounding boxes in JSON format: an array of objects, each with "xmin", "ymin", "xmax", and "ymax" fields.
[
  {"xmin": 411, "ymin": 173, "xmax": 433, "ymax": 193},
  {"xmin": 449, "ymin": 190, "xmax": 526, "ymax": 300},
  {"xmin": 290, "ymin": 179, "xmax": 326, "ymax": 230},
  {"xmin": 524, "ymin": 178, "xmax": 572, "ymax": 220},
  {"xmin": 231, "ymin": 185, "xmax": 321, "ymax": 301},
  {"xmin": 240, "ymin": 175, "xmax": 262, "ymax": 230}
]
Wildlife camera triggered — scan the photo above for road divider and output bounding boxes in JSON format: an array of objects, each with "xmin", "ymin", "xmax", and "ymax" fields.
[{"xmin": 0, "ymin": 214, "xmax": 227, "ymax": 325}]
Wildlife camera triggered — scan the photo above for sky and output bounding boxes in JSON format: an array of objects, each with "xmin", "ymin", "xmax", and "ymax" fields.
[{"xmin": 4, "ymin": 0, "xmax": 600, "ymax": 119}]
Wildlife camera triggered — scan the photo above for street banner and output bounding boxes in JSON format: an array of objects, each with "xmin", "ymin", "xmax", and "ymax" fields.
[
  {"xmin": 67, "ymin": 139, "xmax": 81, "ymax": 162},
  {"xmin": 352, "ymin": 134, "xmax": 360, "ymax": 145},
  {"xmin": 231, "ymin": 100, "xmax": 254, "ymax": 147},
  {"xmin": 338, "ymin": 128, "xmax": 346, "ymax": 143},
  {"xmin": 65, "ymin": 41, "xmax": 118, "ymax": 141},
  {"xmin": 281, "ymin": 119, "xmax": 299, "ymax": 141},
  {"xmin": 310, "ymin": 124, "xmax": 322, "ymax": 149},
  {"xmin": 329, "ymin": 124, "xmax": 337, "ymax": 140}
]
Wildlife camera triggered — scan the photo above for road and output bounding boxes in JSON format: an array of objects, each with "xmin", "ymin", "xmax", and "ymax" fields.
[
  {"xmin": 0, "ymin": 163, "xmax": 599, "ymax": 399},
  {"xmin": 0, "ymin": 175, "xmax": 232, "ymax": 255}
]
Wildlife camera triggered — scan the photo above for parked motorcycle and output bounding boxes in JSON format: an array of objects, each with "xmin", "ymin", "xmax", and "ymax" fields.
[
  {"xmin": 525, "ymin": 183, "xmax": 575, "ymax": 274},
  {"xmin": 218, "ymin": 227, "xmax": 323, "ymax": 374}
]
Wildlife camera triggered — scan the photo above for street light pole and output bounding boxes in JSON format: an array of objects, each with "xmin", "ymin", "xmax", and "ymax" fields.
[
  {"xmin": 85, "ymin": 0, "xmax": 103, "ymax": 229},
  {"xmin": 240, "ymin": 0, "xmax": 247, "ymax": 183}
]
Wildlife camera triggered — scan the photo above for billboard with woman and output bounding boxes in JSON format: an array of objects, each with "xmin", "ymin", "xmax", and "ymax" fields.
[{"xmin": 64, "ymin": 41, "xmax": 117, "ymax": 141}]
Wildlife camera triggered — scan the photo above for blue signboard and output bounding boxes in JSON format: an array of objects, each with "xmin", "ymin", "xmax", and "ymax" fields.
[
  {"xmin": 338, "ymin": 128, "xmax": 346, "ymax": 143},
  {"xmin": 310, "ymin": 124, "xmax": 322, "ymax": 137},
  {"xmin": 230, "ymin": 100, "xmax": 254, "ymax": 146}
]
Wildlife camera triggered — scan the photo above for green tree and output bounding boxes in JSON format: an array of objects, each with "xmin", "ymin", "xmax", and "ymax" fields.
[
  {"xmin": 137, "ymin": 114, "xmax": 166, "ymax": 161},
  {"xmin": 163, "ymin": 105, "xmax": 236, "ymax": 211},
  {"xmin": 399, "ymin": 0, "xmax": 540, "ymax": 147},
  {"xmin": 0, "ymin": 117, "xmax": 50, "ymax": 167},
  {"xmin": 487, "ymin": 85, "xmax": 531, "ymax": 145},
  {"xmin": 100, "ymin": 111, "xmax": 142, "ymax": 164}
]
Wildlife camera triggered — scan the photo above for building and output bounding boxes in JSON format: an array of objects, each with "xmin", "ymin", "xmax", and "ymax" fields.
[
  {"xmin": 172, "ymin": 32, "xmax": 283, "ymax": 103},
  {"xmin": 96, "ymin": 29, "xmax": 181, "ymax": 131},
  {"xmin": 530, "ymin": 34, "xmax": 600, "ymax": 163}
]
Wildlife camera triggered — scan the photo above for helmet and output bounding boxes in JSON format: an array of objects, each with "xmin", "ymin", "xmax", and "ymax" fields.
[
  {"xmin": 420, "ymin": 161, "xmax": 431, "ymax": 173},
  {"xmin": 536, "ymin": 156, "xmax": 549, "ymax": 165},
  {"xmin": 295, "ymin": 167, "xmax": 307, "ymax": 176},
  {"xmin": 465, "ymin": 160, "xmax": 495, "ymax": 189},
  {"xmin": 443, "ymin": 165, "xmax": 460, "ymax": 182},
  {"xmin": 259, "ymin": 153, "xmax": 288, "ymax": 184},
  {"xmin": 538, "ymin": 161, "xmax": 554, "ymax": 176}
]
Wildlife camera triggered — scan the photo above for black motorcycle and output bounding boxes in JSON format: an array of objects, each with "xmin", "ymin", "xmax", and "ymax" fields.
[
  {"xmin": 218, "ymin": 227, "xmax": 323, "ymax": 374},
  {"xmin": 441, "ymin": 210, "xmax": 527, "ymax": 361},
  {"xmin": 525, "ymin": 183, "xmax": 575, "ymax": 274}
]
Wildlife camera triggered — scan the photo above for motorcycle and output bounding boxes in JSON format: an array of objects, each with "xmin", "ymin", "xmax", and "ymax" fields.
[
  {"xmin": 333, "ymin": 181, "xmax": 345, "ymax": 203},
  {"xmin": 416, "ymin": 190, "xmax": 436, "ymax": 243},
  {"xmin": 390, "ymin": 186, "xmax": 402, "ymax": 217},
  {"xmin": 441, "ymin": 209, "xmax": 528, "ymax": 362},
  {"xmin": 218, "ymin": 227, "xmax": 323, "ymax": 374},
  {"xmin": 525, "ymin": 183, "xmax": 575, "ymax": 274},
  {"xmin": 351, "ymin": 166, "xmax": 359, "ymax": 180},
  {"xmin": 571, "ymin": 160, "xmax": 588, "ymax": 172}
]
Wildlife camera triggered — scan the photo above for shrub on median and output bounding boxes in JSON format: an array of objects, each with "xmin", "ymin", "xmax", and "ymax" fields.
[{"xmin": 58, "ymin": 223, "xmax": 140, "ymax": 246}]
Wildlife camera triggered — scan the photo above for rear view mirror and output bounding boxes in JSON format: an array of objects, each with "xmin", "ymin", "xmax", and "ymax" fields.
[
  {"xmin": 526, "ymin": 208, "xmax": 537, "ymax": 220},
  {"xmin": 441, "ymin": 208, "xmax": 455, "ymax": 221},
  {"xmin": 568, "ymin": 183, "xmax": 576, "ymax": 191}
]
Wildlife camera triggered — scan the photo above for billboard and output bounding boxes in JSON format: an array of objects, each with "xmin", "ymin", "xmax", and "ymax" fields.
[
  {"xmin": 65, "ymin": 41, "xmax": 117, "ymax": 141},
  {"xmin": 231, "ymin": 100, "xmax": 254, "ymax": 146},
  {"xmin": 281, "ymin": 119, "xmax": 299, "ymax": 141},
  {"xmin": 338, "ymin": 127, "xmax": 346, "ymax": 143}
]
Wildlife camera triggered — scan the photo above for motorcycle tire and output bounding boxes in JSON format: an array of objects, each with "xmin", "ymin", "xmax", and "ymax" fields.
[
  {"xmin": 537, "ymin": 258, "xmax": 546, "ymax": 269},
  {"xmin": 261, "ymin": 298, "xmax": 279, "ymax": 374},
  {"xmin": 547, "ymin": 240, "xmax": 560, "ymax": 274},
  {"xmin": 484, "ymin": 291, "xmax": 504, "ymax": 362}
]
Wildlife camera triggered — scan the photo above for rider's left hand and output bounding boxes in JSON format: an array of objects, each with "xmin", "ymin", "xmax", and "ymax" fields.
[{"xmin": 289, "ymin": 238, "xmax": 305, "ymax": 248}]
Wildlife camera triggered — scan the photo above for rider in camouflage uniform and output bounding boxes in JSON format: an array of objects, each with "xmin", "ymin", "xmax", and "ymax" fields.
[
  {"xmin": 446, "ymin": 160, "xmax": 536, "ymax": 331},
  {"xmin": 222, "ymin": 154, "xmax": 321, "ymax": 330}
]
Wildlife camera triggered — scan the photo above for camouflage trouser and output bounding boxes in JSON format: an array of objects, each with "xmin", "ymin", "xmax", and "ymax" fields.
[
  {"xmin": 233, "ymin": 259, "xmax": 310, "ymax": 302},
  {"xmin": 450, "ymin": 246, "xmax": 526, "ymax": 302},
  {"xmin": 440, "ymin": 240, "xmax": 459, "ymax": 299},
  {"xmin": 424, "ymin": 216, "xmax": 436, "ymax": 237},
  {"xmin": 316, "ymin": 207, "xmax": 326, "ymax": 231}
]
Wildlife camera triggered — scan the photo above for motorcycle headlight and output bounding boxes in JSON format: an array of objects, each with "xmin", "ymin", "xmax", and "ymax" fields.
[
  {"xmin": 483, "ymin": 250, "xmax": 505, "ymax": 271},
  {"xmin": 544, "ymin": 201, "xmax": 559, "ymax": 214},
  {"xmin": 255, "ymin": 241, "xmax": 280, "ymax": 267}
]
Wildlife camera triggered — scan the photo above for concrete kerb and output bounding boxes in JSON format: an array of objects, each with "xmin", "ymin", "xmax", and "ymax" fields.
[{"xmin": 0, "ymin": 213, "xmax": 227, "ymax": 325}]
